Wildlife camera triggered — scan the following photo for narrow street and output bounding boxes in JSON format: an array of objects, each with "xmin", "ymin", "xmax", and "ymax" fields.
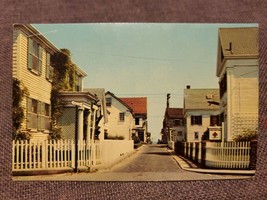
[{"xmin": 13, "ymin": 144, "xmax": 252, "ymax": 181}]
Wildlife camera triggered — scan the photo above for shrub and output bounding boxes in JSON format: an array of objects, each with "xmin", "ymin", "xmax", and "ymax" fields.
[
  {"xmin": 132, "ymin": 135, "xmax": 141, "ymax": 144},
  {"xmin": 105, "ymin": 135, "xmax": 124, "ymax": 140},
  {"xmin": 233, "ymin": 129, "xmax": 258, "ymax": 142}
]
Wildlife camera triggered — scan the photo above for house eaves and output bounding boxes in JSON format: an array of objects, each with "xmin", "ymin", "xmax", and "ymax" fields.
[
  {"xmin": 15, "ymin": 24, "xmax": 60, "ymax": 54},
  {"xmin": 105, "ymin": 91, "xmax": 134, "ymax": 114},
  {"xmin": 58, "ymin": 91, "xmax": 98, "ymax": 105}
]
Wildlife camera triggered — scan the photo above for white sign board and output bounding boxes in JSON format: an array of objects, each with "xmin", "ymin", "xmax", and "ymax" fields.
[{"xmin": 209, "ymin": 127, "xmax": 222, "ymax": 140}]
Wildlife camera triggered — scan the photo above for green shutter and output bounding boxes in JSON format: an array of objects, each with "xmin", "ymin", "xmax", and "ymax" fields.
[
  {"xmin": 28, "ymin": 39, "xmax": 33, "ymax": 70},
  {"xmin": 46, "ymin": 53, "xmax": 50, "ymax": 79},
  {"xmin": 38, "ymin": 46, "xmax": 43, "ymax": 75}
]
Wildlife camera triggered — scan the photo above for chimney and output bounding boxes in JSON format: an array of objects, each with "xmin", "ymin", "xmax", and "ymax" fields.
[
  {"xmin": 186, "ymin": 85, "xmax": 191, "ymax": 89},
  {"xmin": 167, "ymin": 93, "xmax": 170, "ymax": 108}
]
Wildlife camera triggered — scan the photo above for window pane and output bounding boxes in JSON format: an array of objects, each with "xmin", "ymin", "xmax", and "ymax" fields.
[{"xmin": 119, "ymin": 112, "xmax": 125, "ymax": 121}]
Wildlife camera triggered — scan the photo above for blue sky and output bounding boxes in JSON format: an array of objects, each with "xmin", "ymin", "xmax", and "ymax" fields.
[{"xmin": 33, "ymin": 23, "xmax": 257, "ymax": 143}]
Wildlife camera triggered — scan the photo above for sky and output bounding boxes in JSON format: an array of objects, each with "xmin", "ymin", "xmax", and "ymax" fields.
[{"xmin": 33, "ymin": 23, "xmax": 257, "ymax": 143}]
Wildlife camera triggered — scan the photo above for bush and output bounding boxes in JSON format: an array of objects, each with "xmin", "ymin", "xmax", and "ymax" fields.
[
  {"xmin": 132, "ymin": 135, "xmax": 141, "ymax": 144},
  {"xmin": 233, "ymin": 129, "xmax": 258, "ymax": 142},
  {"xmin": 105, "ymin": 135, "xmax": 124, "ymax": 140}
]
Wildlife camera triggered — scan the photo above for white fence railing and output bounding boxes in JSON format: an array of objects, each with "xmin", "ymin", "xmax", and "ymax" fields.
[
  {"xmin": 177, "ymin": 141, "xmax": 252, "ymax": 169},
  {"xmin": 12, "ymin": 139, "xmax": 100, "ymax": 172},
  {"xmin": 206, "ymin": 142, "xmax": 250, "ymax": 169}
]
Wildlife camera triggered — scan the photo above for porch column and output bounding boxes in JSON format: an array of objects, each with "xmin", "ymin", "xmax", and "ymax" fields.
[
  {"xmin": 78, "ymin": 106, "xmax": 84, "ymax": 142},
  {"xmin": 86, "ymin": 110, "xmax": 92, "ymax": 144}
]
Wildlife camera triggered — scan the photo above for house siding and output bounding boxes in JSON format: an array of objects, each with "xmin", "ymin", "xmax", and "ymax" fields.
[
  {"xmin": 13, "ymin": 26, "xmax": 54, "ymax": 131},
  {"xmin": 106, "ymin": 94, "xmax": 134, "ymax": 140},
  {"xmin": 220, "ymin": 59, "xmax": 259, "ymax": 140},
  {"xmin": 186, "ymin": 111, "xmax": 219, "ymax": 142}
]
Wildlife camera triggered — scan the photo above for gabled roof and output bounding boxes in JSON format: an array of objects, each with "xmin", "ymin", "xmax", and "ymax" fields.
[
  {"xmin": 217, "ymin": 27, "xmax": 259, "ymax": 76},
  {"xmin": 120, "ymin": 97, "xmax": 147, "ymax": 116},
  {"xmin": 184, "ymin": 88, "xmax": 219, "ymax": 110},
  {"xmin": 166, "ymin": 108, "xmax": 183, "ymax": 119},
  {"xmin": 105, "ymin": 91, "xmax": 133, "ymax": 113}
]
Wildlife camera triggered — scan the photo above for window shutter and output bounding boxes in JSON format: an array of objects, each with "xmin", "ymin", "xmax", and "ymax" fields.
[
  {"xmin": 46, "ymin": 53, "xmax": 50, "ymax": 79},
  {"xmin": 27, "ymin": 98, "xmax": 32, "ymax": 112},
  {"xmin": 28, "ymin": 39, "xmax": 33, "ymax": 70},
  {"xmin": 38, "ymin": 46, "xmax": 43, "ymax": 75}
]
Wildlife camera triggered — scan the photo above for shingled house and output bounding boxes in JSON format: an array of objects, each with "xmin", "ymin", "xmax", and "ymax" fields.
[
  {"xmin": 216, "ymin": 27, "xmax": 259, "ymax": 141},
  {"xmin": 184, "ymin": 86, "xmax": 220, "ymax": 142}
]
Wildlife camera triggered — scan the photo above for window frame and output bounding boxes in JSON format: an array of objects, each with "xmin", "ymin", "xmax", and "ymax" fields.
[
  {"xmin": 28, "ymin": 38, "xmax": 43, "ymax": 75},
  {"xmin": 194, "ymin": 132, "xmax": 199, "ymax": 140},
  {"xmin": 191, "ymin": 115, "xmax": 202, "ymax": 125},
  {"xmin": 106, "ymin": 97, "xmax": 112, "ymax": 107},
  {"xmin": 119, "ymin": 112, "xmax": 125, "ymax": 122},
  {"xmin": 210, "ymin": 115, "xmax": 219, "ymax": 126}
]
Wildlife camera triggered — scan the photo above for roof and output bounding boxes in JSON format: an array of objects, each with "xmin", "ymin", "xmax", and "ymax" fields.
[
  {"xmin": 219, "ymin": 27, "xmax": 258, "ymax": 57},
  {"xmin": 166, "ymin": 108, "xmax": 184, "ymax": 119},
  {"xmin": 217, "ymin": 27, "xmax": 259, "ymax": 76},
  {"xmin": 184, "ymin": 88, "xmax": 219, "ymax": 110},
  {"xmin": 105, "ymin": 91, "xmax": 133, "ymax": 113},
  {"xmin": 84, "ymin": 88, "xmax": 105, "ymax": 101},
  {"xmin": 120, "ymin": 97, "xmax": 147, "ymax": 116}
]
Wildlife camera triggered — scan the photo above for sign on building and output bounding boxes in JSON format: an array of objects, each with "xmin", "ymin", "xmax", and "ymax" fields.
[{"xmin": 209, "ymin": 127, "xmax": 222, "ymax": 140}]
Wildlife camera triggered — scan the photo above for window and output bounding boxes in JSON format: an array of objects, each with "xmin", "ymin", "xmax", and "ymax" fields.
[
  {"xmin": 27, "ymin": 98, "xmax": 50, "ymax": 130},
  {"xmin": 106, "ymin": 97, "xmax": 112, "ymax": 106},
  {"xmin": 28, "ymin": 38, "xmax": 43, "ymax": 75},
  {"xmin": 119, "ymin": 112, "xmax": 125, "ymax": 122},
  {"xmin": 46, "ymin": 53, "xmax": 54, "ymax": 81},
  {"xmin": 210, "ymin": 115, "xmax": 219, "ymax": 126},
  {"xmin": 75, "ymin": 74, "xmax": 82, "ymax": 91},
  {"xmin": 191, "ymin": 116, "xmax": 202, "ymax": 125},
  {"xmin": 174, "ymin": 119, "xmax": 183, "ymax": 126},
  {"xmin": 178, "ymin": 131, "xmax": 183, "ymax": 136},
  {"xmin": 135, "ymin": 118, "xmax": 140, "ymax": 125},
  {"xmin": 194, "ymin": 132, "xmax": 199, "ymax": 140}
]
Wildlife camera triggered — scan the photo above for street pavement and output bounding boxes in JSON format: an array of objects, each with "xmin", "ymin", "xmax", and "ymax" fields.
[{"xmin": 13, "ymin": 144, "xmax": 254, "ymax": 181}]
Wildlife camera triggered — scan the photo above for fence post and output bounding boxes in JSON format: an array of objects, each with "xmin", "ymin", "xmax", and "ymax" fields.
[
  {"xmin": 185, "ymin": 143, "xmax": 189, "ymax": 158},
  {"xmin": 195, "ymin": 143, "xmax": 199, "ymax": 163},
  {"xmin": 249, "ymin": 140, "xmax": 257, "ymax": 170},
  {"xmin": 189, "ymin": 143, "xmax": 193, "ymax": 160},
  {"xmin": 201, "ymin": 141, "xmax": 206, "ymax": 168}
]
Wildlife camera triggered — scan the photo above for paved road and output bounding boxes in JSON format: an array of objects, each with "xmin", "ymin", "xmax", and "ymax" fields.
[{"xmin": 13, "ymin": 144, "xmax": 252, "ymax": 181}]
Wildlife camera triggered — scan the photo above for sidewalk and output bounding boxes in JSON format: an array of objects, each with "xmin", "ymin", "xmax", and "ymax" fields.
[{"xmin": 169, "ymin": 150, "xmax": 256, "ymax": 176}]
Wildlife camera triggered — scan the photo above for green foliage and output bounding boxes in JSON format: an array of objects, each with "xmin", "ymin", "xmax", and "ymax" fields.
[
  {"xmin": 12, "ymin": 78, "xmax": 30, "ymax": 140},
  {"xmin": 105, "ymin": 135, "xmax": 125, "ymax": 140},
  {"xmin": 233, "ymin": 129, "xmax": 258, "ymax": 142},
  {"xmin": 49, "ymin": 48, "xmax": 78, "ymax": 140}
]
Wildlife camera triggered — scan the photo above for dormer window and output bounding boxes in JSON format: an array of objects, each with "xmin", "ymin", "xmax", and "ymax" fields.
[{"xmin": 28, "ymin": 38, "xmax": 43, "ymax": 75}]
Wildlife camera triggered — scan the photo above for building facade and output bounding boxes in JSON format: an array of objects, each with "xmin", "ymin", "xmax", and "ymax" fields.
[
  {"xmin": 216, "ymin": 27, "xmax": 259, "ymax": 141},
  {"xmin": 120, "ymin": 97, "xmax": 148, "ymax": 143},
  {"xmin": 13, "ymin": 24, "xmax": 59, "ymax": 140},
  {"xmin": 184, "ymin": 86, "xmax": 220, "ymax": 142},
  {"xmin": 105, "ymin": 92, "xmax": 134, "ymax": 140}
]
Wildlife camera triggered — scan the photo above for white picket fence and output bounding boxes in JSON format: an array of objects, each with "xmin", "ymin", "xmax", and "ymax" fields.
[
  {"xmin": 12, "ymin": 139, "xmax": 101, "ymax": 171},
  {"xmin": 205, "ymin": 141, "xmax": 250, "ymax": 169}
]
